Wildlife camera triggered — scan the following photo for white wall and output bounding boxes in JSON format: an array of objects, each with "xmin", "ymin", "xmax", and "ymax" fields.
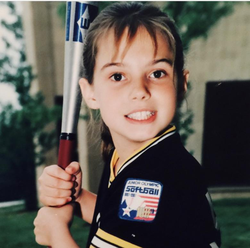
[{"xmin": 186, "ymin": 3, "xmax": 250, "ymax": 163}]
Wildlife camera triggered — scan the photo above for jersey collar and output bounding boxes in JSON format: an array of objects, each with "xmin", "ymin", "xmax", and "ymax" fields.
[{"xmin": 109, "ymin": 125, "xmax": 176, "ymax": 185}]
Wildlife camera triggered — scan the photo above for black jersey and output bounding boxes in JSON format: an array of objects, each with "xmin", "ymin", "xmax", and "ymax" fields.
[{"xmin": 87, "ymin": 127, "xmax": 221, "ymax": 248}]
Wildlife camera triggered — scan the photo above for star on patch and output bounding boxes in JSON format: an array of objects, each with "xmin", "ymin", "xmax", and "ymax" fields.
[{"xmin": 122, "ymin": 206, "xmax": 131, "ymax": 217}]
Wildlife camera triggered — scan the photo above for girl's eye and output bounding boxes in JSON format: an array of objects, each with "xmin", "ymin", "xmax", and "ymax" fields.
[
  {"xmin": 150, "ymin": 70, "xmax": 166, "ymax": 79},
  {"xmin": 110, "ymin": 73, "xmax": 125, "ymax": 82}
]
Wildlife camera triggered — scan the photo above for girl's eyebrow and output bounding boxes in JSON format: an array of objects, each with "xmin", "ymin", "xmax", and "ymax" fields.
[
  {"xmin": 101, "ymin": 62, "xmax": 123, "ymax": 71},
  {"xmin": 153, "ymin": 58, "xmax": 173, "ymax": 67},
  {"xmin": 101, "ymin": 58, "xmax": 173, "ymax": 71}
]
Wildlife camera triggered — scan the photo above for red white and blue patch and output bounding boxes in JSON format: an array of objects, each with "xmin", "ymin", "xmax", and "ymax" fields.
[{"xmin": 118, "ymin": 178, "xmax": 163, "ymax": 222}]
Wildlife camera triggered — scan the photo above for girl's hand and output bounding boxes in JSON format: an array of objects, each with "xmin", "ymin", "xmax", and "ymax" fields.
[
  {"xmin": 39, "ymin": 162, "xmax": 82, "ymax": 206},
  {"xmin": 34, "ymin": 203, "xmax": 78, "ymax": 247}
]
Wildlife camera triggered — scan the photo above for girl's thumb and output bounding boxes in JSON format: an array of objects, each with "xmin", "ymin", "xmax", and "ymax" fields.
[{"xmin": 65, "ymin": 161, "xmax": 81, "ymax": 176}]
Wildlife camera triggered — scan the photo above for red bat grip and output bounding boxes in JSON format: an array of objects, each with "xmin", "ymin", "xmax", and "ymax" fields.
[
  {"xmin": 57, "ymin": 133, "xmax": 76, "ymax": 169},
  {"xmin": 47, "ymin": 134, "xmax": 76, "ymax": 248}
]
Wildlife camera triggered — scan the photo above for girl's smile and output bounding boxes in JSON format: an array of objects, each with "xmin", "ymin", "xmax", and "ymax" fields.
[{"xmin": 125, "ymin": 110, "xmax": 156, "ymax": 122}]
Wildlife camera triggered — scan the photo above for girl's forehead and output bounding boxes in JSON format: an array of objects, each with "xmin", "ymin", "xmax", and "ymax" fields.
[{"xmin": 97, "ymin": 26, "xmax": 173, "ymax": 61}]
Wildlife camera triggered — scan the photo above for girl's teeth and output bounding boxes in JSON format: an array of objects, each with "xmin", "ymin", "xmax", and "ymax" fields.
[{"xmin": 127, "ymin": 111, "xmax": 154, "ymax": 120}]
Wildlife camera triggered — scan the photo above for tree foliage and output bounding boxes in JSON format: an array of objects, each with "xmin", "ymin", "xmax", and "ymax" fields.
[
  {"xmin": 163, "ymin": 2, "xmax": 236, "ymax": 50},
  {"xmin": 0, "ymin": 2, "xmax": 61, "ymax": 210}
]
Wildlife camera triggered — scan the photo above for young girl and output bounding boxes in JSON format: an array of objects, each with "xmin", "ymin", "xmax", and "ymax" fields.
[{"xmin": 34, "ymin": 2, "xmax": 221, "ymax": 248}]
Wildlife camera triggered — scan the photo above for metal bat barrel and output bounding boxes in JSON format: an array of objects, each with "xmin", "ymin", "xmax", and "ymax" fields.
[
  {"xmin": 58, "ymin": 1, "xmax": 98, "ymax": 169},
  {"xmin": 48, "ymin": 2, "xmax": 98, "ymax": 248}
]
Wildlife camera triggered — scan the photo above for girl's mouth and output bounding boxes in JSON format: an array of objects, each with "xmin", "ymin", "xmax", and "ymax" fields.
[{"xmin": 125, "ymin": 111, "xmax": 156, "ymax": 121}]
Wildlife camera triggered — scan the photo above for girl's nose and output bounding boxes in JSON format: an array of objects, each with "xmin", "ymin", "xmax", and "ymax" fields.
[{"xmin": 130, "ymin": 78, "xmax": 151, "ymax": 101}]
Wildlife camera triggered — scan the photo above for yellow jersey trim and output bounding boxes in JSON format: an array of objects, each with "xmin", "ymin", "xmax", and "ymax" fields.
[
  {"xmin": 96, "ymin": 228, "xmax": 142, "ymax": 248},
  {"xmin": 109, "ymin": 149, "xmax": 119, "ymax": 184}
]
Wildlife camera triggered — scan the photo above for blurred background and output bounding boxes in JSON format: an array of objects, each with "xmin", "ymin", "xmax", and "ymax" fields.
[{"xmin": 0, "ymin": 1, "xmax": 250, "ymax": 247}]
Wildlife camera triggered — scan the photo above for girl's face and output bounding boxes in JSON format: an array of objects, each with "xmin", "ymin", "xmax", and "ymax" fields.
[{"xmin": 81, "ymin": 27, "xmax": 187, "ymax": 150}]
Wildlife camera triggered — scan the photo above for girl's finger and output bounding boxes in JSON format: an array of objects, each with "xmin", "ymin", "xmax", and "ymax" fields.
[
  {"xmin": 44, "ymin": 164, "xmax": 74, "ymax": 181},
  {"xmin": 40, "ymin": 185, "xmax": 73, "ymax": 198},
  {"xmin": 39, "ymin": 174, "xmax": 74, "ymax": 189},
  {"xmin": 39, "ymin": 195, "xmax": 71, "ymax": 207}
]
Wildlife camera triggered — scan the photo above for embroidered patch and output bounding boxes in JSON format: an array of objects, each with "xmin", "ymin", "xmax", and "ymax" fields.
[{"xmin": 118, "ymin": 178, "xmax": 163, "ymax": 222}]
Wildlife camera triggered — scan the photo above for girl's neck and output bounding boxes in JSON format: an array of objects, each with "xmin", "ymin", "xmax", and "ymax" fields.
[{"xmin": 113, "ymin": 138, "xmax": 149, "ymax": 175}]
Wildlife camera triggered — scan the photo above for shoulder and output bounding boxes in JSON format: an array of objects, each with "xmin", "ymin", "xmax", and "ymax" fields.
[
  {"xmin": 150, "ymin": 132, "xmax": 202, "ymax": 172},
  {"xmin": 148, "ymin": 132, "xmax": 207, "ymax": 191}
]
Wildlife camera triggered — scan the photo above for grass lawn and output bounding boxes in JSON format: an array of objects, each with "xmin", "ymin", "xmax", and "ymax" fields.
[
  {"xmin": 213, "ymin": 198, "xmax": 250, "ymax": 248},
  {"xmin": 0, "ymin": 205, "xmax": 90, "ymax": 247},
  {"xmin": 0, "ymin": 198, "xmax": 249, "ymax": 247}
]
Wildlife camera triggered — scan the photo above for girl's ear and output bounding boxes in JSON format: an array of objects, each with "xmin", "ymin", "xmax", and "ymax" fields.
[
  {"xmin": 79, "ymin": 78, "xmax": 100, "ymax": 109},
  {"xmin": 183, "ymin": 69, "xmax": 189, "ymax": 93}
]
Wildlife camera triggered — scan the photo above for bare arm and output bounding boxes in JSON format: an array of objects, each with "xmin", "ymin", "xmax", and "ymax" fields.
[
  {"xmin": 50, "ymin": 224, "xmax": 80, "ymax": 248},
  {"xmin": 75, "ymin": 189, "xmax": 97, "ymax": 224}
]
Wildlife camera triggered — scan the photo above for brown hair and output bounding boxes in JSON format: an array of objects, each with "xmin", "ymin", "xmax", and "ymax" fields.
[{"xmin": 83, "ymin": 2, "xmax": 186, "ymax": 161}]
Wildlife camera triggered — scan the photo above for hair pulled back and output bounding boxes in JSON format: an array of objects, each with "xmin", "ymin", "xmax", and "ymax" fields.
[{"xmin": 83, "ymin": 2, "xmax": 185, "ymax": 161}]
